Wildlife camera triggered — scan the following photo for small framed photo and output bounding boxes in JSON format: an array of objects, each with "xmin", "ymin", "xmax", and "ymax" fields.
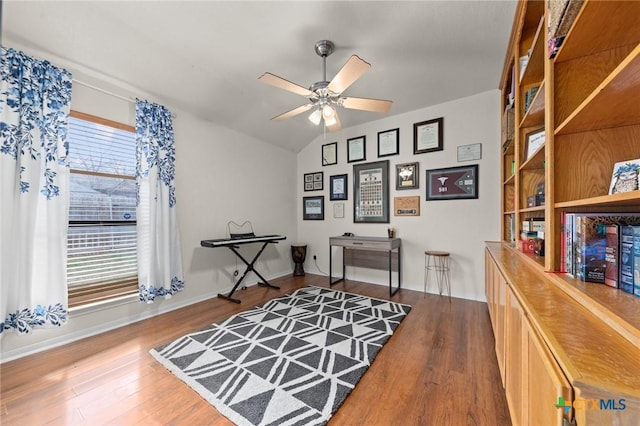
[
  {"xmin": 347, "ymin": 135, "xmax": 366, "ymax": 163},
  {"xmin": 414, "ymin": 117, "xmax": 443, "ymax": 154},
  {"xmin": 426, "ymin": 164, "xmax": 478, "ymax": 201},
  {"xmin": 322, "ymin": 142, "xmax": 337, "ymax": 166},
  {"xmin": 330, "ymin": 174, "xmax": 348, "ymax": 200},
  {"xmin": 333, "ymin": 202, "xmax": 345, "ymax": 218},
  {"xmin": 525, "ymin": 128, "xmax": 545, "ymax": 161},
  {"xmin": 396, "ymin": 162, "xmax": 419, "ymax": 190},
  {"xmin": 304, "ymin": 171, "xmax": 324, "ymax": 191},
  {"xmin": 377, "ymin": 128, "xmax": 399, "ymax": 157},
  {"xmin": 303, "ymin": 196, "xmax": 324, "ymax": 220}
]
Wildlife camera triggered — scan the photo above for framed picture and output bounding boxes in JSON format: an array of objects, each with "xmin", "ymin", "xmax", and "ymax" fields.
[
  {"xmin": 525, "ymin": 128, "xmax": 545, "ymax": 161},
  {"xmin": 322, "ymin": 142, "xmax": 337, "ymax": 166},
  {"xmin": 347, "ymin": 135, "xmax": 366, "ymax": 163},
  {"xmin": 304, "ymin": 171, "xmax": 323, "ymax": 191},
  {"xmin": 426, "ymin": 164, "xmax": 478, "ymax": 201},
  {"xmin": 414, "ymin": 117, "xmax": 443, "ymax": 154},
  {"xmin": 330, "ymin": 174, "xmax": 348, "ymax": 200},
  {"xmin": 457, "ymin": 143, "xmax": 482, "ymax": 162},
  {"xmin": 395, "ymin": 162, "xmax": 419, "ymax": 190},
  {"xmin": 303, "ymin": 196, "xmax": 324, "ymax": 220},
  {"xmin": 394, "ymin": 196, "xmax": 420, "ymax": 216},
  {"xmin": 377, "ymin": 128, "xmax": 399, "ymax": 157},
  {"xmin": 333, "ymin": 202, "xmax": 345, "ymax": 218},
  {"xmin": 353, "ymin": 160, "xmax": 389, "ymax": 223}
]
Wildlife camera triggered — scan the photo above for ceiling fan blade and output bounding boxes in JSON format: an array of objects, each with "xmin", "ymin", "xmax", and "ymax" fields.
[
  {"xmin": 327, "ymin": 55, "xmax": 371, "ymax": 94},
  {"xmin": 258, "ymin": 72, "xmax": 313, "ymax": 97},
  {"xmin": 341, "ymin": 97, "xmax": 393, "ymax": 113},
  {"xmin": 327, "ymin": 112, "xmax": 342, "ymax": 132},
  {"xmin": 271, "ymin": 104, "xmax": 313, "ymax": 121}
]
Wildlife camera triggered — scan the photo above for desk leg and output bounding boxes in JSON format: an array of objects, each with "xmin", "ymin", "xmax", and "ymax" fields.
[
  {"xmin": 329, "ymin": 245, "xmax": 345, "ymax": 286},
  {"xmin": 217, "ymin": 242, "xmax": 279, "ymax": 303},
  {"xmin": 389, "ymin": 246, "xmax": 401, "ymax": 298}
]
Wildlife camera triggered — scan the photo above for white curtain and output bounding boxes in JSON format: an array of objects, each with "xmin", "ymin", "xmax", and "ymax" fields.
[
  {"xmin": 135, "ymin": 99, "xmax": 184, "ymax": 302},
  {"xmin": 0, "ymin": 46, "xmax": 72, "ymax": 334}
]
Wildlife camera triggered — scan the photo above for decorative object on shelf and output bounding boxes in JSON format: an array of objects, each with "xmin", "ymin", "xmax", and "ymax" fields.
[
  {"xmin": 395, "ymin": 162, "xmax": 419, "ymax": 190},
  {"xmin": 413, "ymin": 117, "xmax": 443, "ymax": 154},
  {"xmin": 377, "ymin": 128, "xmax": 399, "ymax": 157},
  {"xmin": 608, "ymin": 159, "xmax": 640, "ymax": 195},
  {"xmin": 525, "ymin": 128, "xmax": 545, "ymax": 161},
  {"xmin": 527, "ymin": 194, "xmax": 545, "ymax": 207},
  {"xmin": 333, "ymin": 202, "xmax": 345, "ymax": 218},
  {"xmin": 425, "ymin": 164, "xmax": 478, "ymax": 201},
  {"xmin": 322, "ymin": 142, "xmax": 337, "ymax": 166},
  {"xmin": 523, "ymin": 86, "xmax": 539, "ymax": 114},
  {"xmin": 457, "ymin": 143, "xmax": 482, "ymax": 162},
  {"xmin": 394, "ymin": 196, "xmax": 420, "ymax": 216},
  {"xmin": 347, "ymin": 135, "xmax": 366, "ymax": 162},
  {"xmin": 303, "ymin": 171, "xmax": 323, "ymax": 191},
  {"xmin": 302, "ymin": 196, "xmax": 324, "ymax": 220},
  {"xmin": 291, "ymin": 245, "xmax": 307, "ymax": 276},
  {"xmin": 353, "ymin": 160, "xmax": 389, "ymax": 223},
  {"xmin": 329, "ymin": 173, "xmax": 348, "ymax": 200}
]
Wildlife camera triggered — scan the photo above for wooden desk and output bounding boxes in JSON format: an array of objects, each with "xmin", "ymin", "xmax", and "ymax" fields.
[{"xmin": 329, "ymin": 235, "xmax": 402, "ymax": 297}]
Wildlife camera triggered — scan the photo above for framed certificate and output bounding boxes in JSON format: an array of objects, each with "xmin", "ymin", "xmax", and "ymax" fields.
[
  {"xmin": 330, "ymin": 174, "xmax": 348, "ymax": 200},
  {"xmin": 303, "ymin": 196, "xmax": 324, "ymax": 220},
  {"xmin": 347, "ymin": 135, "xmax": 366, "ymax": 163},
  {"xmin": 322, "ymin": 142, "xmax": 337, "ymax": 166},
  {"xmin": 377, "ymin": 128, "xmax": 399, "ymax": 157},
  {"xmin": 414, "ymin": 117, "xmax": 443, "ymax": 154}
]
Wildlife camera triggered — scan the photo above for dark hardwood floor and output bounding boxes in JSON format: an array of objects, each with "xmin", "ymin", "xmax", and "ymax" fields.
[{"xmin": 0, "ymin": 274, "xmax": 511, "ymax": 425}]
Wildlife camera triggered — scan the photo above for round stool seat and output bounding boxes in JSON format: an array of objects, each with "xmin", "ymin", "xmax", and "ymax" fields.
[
  {"xmin": 424, "ymin": 250, "xmax": 451, "ymax": 299},
  {"xmin": 425, "ymin": 250, "xmax": 449, "ymax": 257}
]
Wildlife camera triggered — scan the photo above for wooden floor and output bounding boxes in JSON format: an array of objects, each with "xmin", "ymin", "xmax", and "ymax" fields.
[{"xmin": 1, "ymin": 274, "xmax": 511, "ymax": 425}]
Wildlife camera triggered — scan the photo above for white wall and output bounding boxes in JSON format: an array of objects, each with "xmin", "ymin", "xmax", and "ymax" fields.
[
  {"xmin": 297, "ymin": 90, "xmax": 501, "ymax": 301},
  {"xmin": 0, "ymin": 42, "xmax": 298, "ymax": 361}
]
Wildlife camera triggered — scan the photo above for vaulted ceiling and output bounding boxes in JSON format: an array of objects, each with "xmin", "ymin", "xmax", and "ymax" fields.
[{"xmin": 3, "ymin": 1, "xmax": 517, "ymax": 152}]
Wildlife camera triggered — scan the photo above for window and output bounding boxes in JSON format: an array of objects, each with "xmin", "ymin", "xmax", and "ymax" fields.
[{"xmin": 66, "ymin": 111, "xmax": 137, "ymax": 307}]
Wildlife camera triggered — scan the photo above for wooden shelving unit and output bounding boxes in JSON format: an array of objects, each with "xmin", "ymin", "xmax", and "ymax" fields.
[{"xmin": 492, "ymin": 1, "xmax": 640, "ymax": 425}]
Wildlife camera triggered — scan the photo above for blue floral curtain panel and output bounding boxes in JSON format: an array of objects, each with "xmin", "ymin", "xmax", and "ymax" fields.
[
  {"xmin": 0, "ymin": 47, "xmax": 72, "ymax": 334},
  {"xmin": 135, "ymin": 100, "xmax": 184, "ymax": 302}
]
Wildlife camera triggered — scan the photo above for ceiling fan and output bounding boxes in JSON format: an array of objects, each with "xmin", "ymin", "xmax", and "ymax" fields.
[{"xmin": 258, "ymin": 40, "xmax": 393, "ymax": 132}]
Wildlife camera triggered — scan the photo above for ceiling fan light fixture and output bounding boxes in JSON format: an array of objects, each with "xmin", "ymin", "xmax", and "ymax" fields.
[
  {"xmin": 308, "ymin": 108, "xmax": 322, "ymax": 125},
  {"xmin": 322, "ymin": 105, "xmax": 335, "ymax": 120},
  {"xmin": 324, "ymin": 114, "xmax": 337, "ymax": 127}
]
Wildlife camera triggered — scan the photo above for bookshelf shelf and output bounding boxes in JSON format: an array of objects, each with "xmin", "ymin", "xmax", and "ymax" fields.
[
  {"xmin": 520, "ymin": 15, "xmax": 545, "ymax": 87},
  {"xmin": 555, "ymin": 191, "xmax": 640, "ymax": 209}
]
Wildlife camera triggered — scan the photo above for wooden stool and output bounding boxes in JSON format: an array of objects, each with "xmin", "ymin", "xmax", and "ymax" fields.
[{"xmin": 424, "ymin": 251, "xmax": 451, "ymax": 298}]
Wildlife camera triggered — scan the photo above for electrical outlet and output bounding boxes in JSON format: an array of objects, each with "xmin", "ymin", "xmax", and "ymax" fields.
[{"xmin": 313, "ymin": 254, "xmax": 317, "ymax": 260}]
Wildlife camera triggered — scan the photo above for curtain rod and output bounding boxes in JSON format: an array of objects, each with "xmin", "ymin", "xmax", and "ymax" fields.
[
  {"xmin": 73, "ymin": 79, "xmax": 136, "ymax": 104},
  {"xmin": 72, "ymin": 79, "xmax": 176, "ymax": 118}
]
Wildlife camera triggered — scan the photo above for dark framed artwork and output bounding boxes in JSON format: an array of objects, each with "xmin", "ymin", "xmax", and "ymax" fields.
[
  {"xmin": 330, "ymin": 174, "xmax": 348, "ymax": 201},
  {"xmin": 377, "ymin": 128, "xmax": 399, "ymax": 157},
  {"xmin": 413, "ymin": 117, "xmax": 443, "ymax": 154},
  {"xmin": 303, "ymin": 196, "xmax": 324, "ymax": 220},
  {"xmin": 395, "ymin": 162, "xmax": 419, "ymax": 190},
  {"xmin": 353, "ymin": 160, "xmax": 389, "ymax": 223},
  {"xmin": 304, "ymin": 171, "xmax": 323, "ymax": 191},
  {"xmin": 347, "ymin": 135, "xmax": 366, "ymax": 163},
  {"xmin": 425, "ymin": 164, "xmax": 478, "ymax": 200},
  {"xmin": 322, "ymin": 142, "xmax": 337, "ymax": 166}
]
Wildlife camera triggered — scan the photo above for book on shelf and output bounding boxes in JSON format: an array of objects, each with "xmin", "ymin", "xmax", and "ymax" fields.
[
  {"xmin": 604, "ymin": 224, "xmax": 619, "ymax": 288},
  {"xmin": 635, "ymin": 228, "xmax": 640, "ymax": 297},
  {"xmin": 620, "ymin": 225, "xmax": 639, "ymax": 295},
  {"xmin": 523, "ymin": 86, "xmax": 539, "ymax": 114},
  {"xmin": 563, "ymin": 213, "xmax": 640, "ymax": 283},
  {"xmin": 522, "ymin": 218, "xmax": 544, "ymax": 233}
]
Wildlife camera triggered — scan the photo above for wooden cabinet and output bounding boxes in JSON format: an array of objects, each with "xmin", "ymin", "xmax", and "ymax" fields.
[{"xmin": 485, "ymin": 244, "xmax": 638, "ymax": 425}]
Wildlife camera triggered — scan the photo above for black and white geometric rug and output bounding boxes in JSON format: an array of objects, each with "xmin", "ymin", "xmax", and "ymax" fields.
[{"xmin": 150, "ymin": 286, "xmax": 411, "ymax": 426}]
